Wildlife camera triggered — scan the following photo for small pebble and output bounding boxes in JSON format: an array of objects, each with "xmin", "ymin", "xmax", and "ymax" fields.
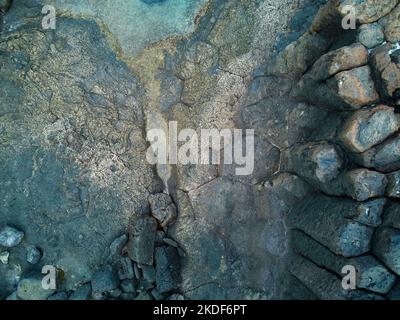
[
  {"xmin": 0, "ymin": 226, "xmax": 24, "ymax": 248},
  {"xmin": 26, "ymin": 246, "xmax": 42, "ymax": 264}
]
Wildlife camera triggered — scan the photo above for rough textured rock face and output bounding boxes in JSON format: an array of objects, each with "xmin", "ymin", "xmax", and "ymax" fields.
[{"xmin": 2, "ymin": 0, "xmax": 400, "ymax": 301}]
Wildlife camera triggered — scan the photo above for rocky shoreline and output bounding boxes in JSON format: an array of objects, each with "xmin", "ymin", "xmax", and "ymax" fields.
[{"xmin": 1, "ymin": 0, "xmax": 400, "ymax": 300}]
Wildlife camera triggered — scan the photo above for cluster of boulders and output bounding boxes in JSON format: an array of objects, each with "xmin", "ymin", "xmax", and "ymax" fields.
[
  {"xmin": 270, "ymin": 0, "xmax": 400, "ymax": 299},
  {"xmin": 2, "ymin": 193, "xmax": 183, "ymax": 300},
  {"xmin": 63, "ymin": 193, "xmax": 182, "ymax": 301}
]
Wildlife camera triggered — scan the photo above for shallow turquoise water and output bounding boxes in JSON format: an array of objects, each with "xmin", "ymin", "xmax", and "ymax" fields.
[{"xmin": 52, "ymin": 0, "xmax": 209, "ymax": 57}]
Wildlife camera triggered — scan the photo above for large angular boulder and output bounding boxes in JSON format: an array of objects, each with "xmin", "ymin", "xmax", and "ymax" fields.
[
  {"xmin": 289, "ymin": 254, "xmax": 383, "ymax": 300},
  {"xmin": 379, "ymin": 4, "xmax": 400, "ymax": 43},
  {"xmin": 292, "ymin": 230, "xmax": 395, "ymax": 294},
  {"xmin": 148, "ymin": 193, "xmax": 177, "ymax": 228},
  {"xmin": 304, "ymin": 44, "xmax": 368, "ymax": 82},
  {"xmin": 281, "ymin": 142, "xmax": 344, "ymax": 189},
  {"xmin": 341, "ymin": 169, "xmax": 387, "ymax": 202},
  {"xmin": 352, "ymin": 133, "xmax": 400, "ymax": 172},
  {"xmin": 308, "ymin": 66, "xmax": 379, "ymax": 110},
  {"xmin": 288, "ymin": 194, "xmax": 374, "ymax": 257},
  {"xmin": 340, "ymin": 105, "xmax": 400, "ymax": 153},
  {"xmin": 370, "ymin": 43, "xmax": 400, "ymax": 99}
]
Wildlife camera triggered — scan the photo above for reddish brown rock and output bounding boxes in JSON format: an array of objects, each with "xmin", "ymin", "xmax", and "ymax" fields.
[
  {"xmin": 340, "ymin": 105, "xmax": 400, "ymax": 153},
  {"xmin": 370, "ymin": 43, "xmax": 400, "ymax": 99},
  {"xmin": 379, "ymin": 4, "xmax": 400, "ymax": 43},
  {"xmin": 306, "ymin": 44, "xmax": 369, "ymax": 81},
  {"xmin": 331, "ymin": 66, "xmax": 379, "ymax": 109}
]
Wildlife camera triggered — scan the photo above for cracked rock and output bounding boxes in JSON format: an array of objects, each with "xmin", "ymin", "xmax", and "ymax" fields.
[
  {"xmin": 127, "ymin": 215, "xmax": 158, "ymax": 266},
  {"xmin": 292, "ymin": 230, "xmax": 396, "ymax": 294},
  {"xmin": 0, "ymin": 226, "xmax": 24, "ymax": 248},
  {"xmin": 340, "ymin": 105, "xmax": 400, "ymax": 153},
  {"xmin": 149, "ymin": 193, "xmax": 177, "ymax": 228},
  {"xmin": 289, "ymin": 254, "xmax": 383, "ymax": 300},
  {"xmin": 288, "ymin": 194, "xmax": 374, "ymax": 257},
  {"xmin": 352, "ymin": 133, "xmax": 400, "ymax": 172}
]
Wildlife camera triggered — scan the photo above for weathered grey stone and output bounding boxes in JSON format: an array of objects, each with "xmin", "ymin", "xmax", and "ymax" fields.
[
  {"xmin": 386, "ymin": 171, "xmax": 400, "ymax": 198},
  {"xmin": 48, "ymin": 292, "xmax": 68, "ymax": 300},
  {"xmin": 91, "ymin": 265, "xmax": 119, "ymax": 294},
  {"xmin": 0, "ymin": 226, "xmax": 24, "ymax": 248},
  {"xmin": 305, "ymin": 44, "xmax": 368, "ymax": 81},
  {"xmin": 17, "ymin": 273, "xmax": 55, "ymax": 300},
  {"xmin": 352, "ymin": 133, "xmax": 400, "ymax": 172},
  {"xmin": 127, "ymin": 215, "xmax": 158, "ymax": 266},
  {"xmin": 379, "ymin": 4, "xmax": 400, "ymax": 43},
  {"xmin": 358, "ymin": 23, "xmax": 385, "ymax": 48},
  {"xmin": 340, "ymin": 105, "xmax": 400, "ymax": 153},
  {"xmin": 289, "ymin": 254, "xmax": 383, "ymax": 300},
  {"xmin": 373, "ymin": 227, "xmax": 400, "ymax": 275},
  {"xmin": 282, "ymin": 142, "xmax": 344, "ymax": 189},
  {"xmin": 370, "ymin": 43, "xmax": 400, "ymax": 99},
  {"xmin": 148, "ymin": 193, "xmax": 177, "ymax": 228},
  {"xmin": 341, "ymin": 169, "xmax": 387, "ymax": 202},
  {"xmin": 26, "ymin": 246, "xmax": 42, "ymax": 265},
  {"xmin": 292, "ymin": 230, "xmax": 396, "ymax": 294},
  {"xmin": 350, "ymin": 255, "xmax": 396, "ymax": 294},
  {"xmin": 155, "ymin": 246, "xmax": 181, "ymax": 293},
  {"xmin": 288, "ymin": 194, "xmax": 374, "ymax": 257}
]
